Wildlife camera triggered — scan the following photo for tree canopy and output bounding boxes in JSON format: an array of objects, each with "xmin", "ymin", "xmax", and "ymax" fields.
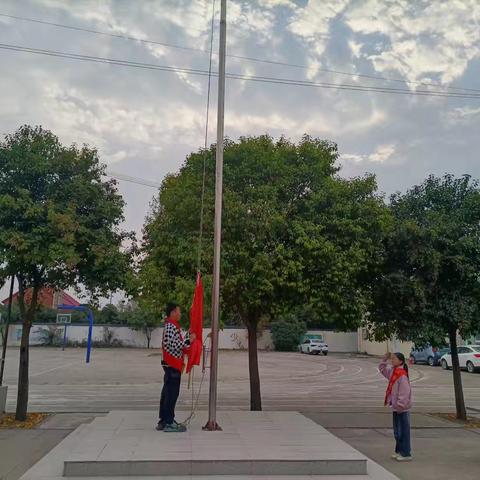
[
  {"xmin": 0, "ymin": 125, "xmax": 134, "ymax": 419},
  {"xmin": 0, "ymin": 126, "xmax": 133, "ymax": 296},
  {"xmin": 368, "ymin": 174, "xmax": 480, "ymax": 419},
  {"xmin": 140, "ymin": 135, "xmax": 389, "ymax": 410}
]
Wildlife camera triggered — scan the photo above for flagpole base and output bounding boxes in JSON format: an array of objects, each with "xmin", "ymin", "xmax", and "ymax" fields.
[{"xmin": 202, "ymin": 420, "xmax": 222, "ymax": 431}]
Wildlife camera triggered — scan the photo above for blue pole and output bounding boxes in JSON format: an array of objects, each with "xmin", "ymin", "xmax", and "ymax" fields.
[
  {"xmin": 57, "ymin": 305, "xmax": 94, "ymax": 364},
  {"xmin": 62, "ymin": 323, "xmax": 68, "ymax": 351},
  {"xmin": 86, "ymin": 310, "xmax": 93, "ymax": 364}
]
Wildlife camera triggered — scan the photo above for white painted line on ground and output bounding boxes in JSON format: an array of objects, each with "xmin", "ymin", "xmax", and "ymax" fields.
[
  {"xmin": 319, "ymin": 364, "xmax": 346, "ymax": 377},
  {"xmin": 30, "ymin": 363, "xmax": 74, "ymax": 378}
]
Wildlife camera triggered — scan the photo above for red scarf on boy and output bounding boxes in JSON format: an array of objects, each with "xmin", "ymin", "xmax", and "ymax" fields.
[
  {"xmin": 162, "ymin": 318, "xmax": 185, "ymax": 372},
  {"xmin": 384, "ymin": 367, "xmax": 408, "ymax": 406}
]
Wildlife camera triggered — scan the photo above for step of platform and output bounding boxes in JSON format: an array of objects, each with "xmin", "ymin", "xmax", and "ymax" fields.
[
  {"xmin": 19, "ymin": 410, "xmax": 400, "ymax": 480},
  {"xmin": 62, "ymin": 411, "xmax": 368, "ymax": 477}
]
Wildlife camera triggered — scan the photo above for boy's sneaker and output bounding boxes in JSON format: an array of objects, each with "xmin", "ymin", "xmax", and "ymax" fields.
[
  {"xmin": 391, "ymin": 453, "xmax": 399, "ymax": 459},
  {"xmin": 155, "ymin": 422, "xmax": 165, "ymax": 431},
  {"xmin": 164, "ymin": 422, "xmax": 187, "ymax": 433},
  {"xmin": 396, "ymin": 455, "xmax": 413, "ymax": 462}
]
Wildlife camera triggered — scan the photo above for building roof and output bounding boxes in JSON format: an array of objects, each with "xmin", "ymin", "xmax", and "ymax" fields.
[{"xmin": 2, "ymin": 287, "xmax": 80, "ymax": 307}]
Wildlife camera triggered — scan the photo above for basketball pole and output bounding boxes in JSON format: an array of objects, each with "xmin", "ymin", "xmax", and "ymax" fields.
[{"xmin": 204, "ymin": 0, "xmax": 226, "ymax": 432}]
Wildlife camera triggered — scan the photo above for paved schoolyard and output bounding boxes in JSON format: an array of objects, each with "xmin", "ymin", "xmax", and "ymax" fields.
[
  {"xmin": 2, "ymin": 347, "xmax": 480, "ymax": 413},
  {"xmin": 2, "ymin": 348, "xmax": 480, "ymax": 480}
]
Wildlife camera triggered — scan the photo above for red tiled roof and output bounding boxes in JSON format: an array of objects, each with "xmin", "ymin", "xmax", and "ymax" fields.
[{"xmin": 2, "ymin": 287, "xmax": 80, "ymax": 307}]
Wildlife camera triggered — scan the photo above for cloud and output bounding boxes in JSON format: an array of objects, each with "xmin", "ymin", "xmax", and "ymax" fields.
[
  {"xmin": 258, "ymin": 0, "xmax": 297, "ymax": 8},
  {"xmin": 341, "ymin": 143, "xmax": 396, "ymax": 165},
  {"xmin": 289, "ymin": 0, "xmax": 348, "ymax": 42},
  {"xmin": 445, "ymin": 106, "xmax": 480, "ymax": 125},
  {"xmin": 1, "ymin": 0, "xmax": 480, "ymax": 242},
  {"xmin": 301, "ymin": 107, "xmax": 387, "ymax": 137},
  {"xmin": 369, "ymin": 143, "xmax": 395, "ymax": 163},
  {"xmin": 35, "ymin": 0, "xmax": 116, "ymax": 24},
  {"xmin": 146, "ymin": 0, "xmax": 213, "ymax": 38},
  {"xmin": 42, "ymin": 83, "xmax": 206, "ymax": 161},
  {"xmin": 287, "ymin": 0, "xmax": 349, "ymax": 73},
  {"xmin": 344, "ymin": 0, "xmax": 480, "ymax": 85},
  {"xmin": 348, "ymin": 39, "xmax": 363, "ymax": 59},
  {"xmin": 226, "ymin": 112, "xmax": 297, "ymax": 132}
]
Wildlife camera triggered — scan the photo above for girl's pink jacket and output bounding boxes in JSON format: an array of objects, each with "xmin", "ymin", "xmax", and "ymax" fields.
[{"xmin": 379, "ymin": 360, "xmax": 413, "ymax": 413}]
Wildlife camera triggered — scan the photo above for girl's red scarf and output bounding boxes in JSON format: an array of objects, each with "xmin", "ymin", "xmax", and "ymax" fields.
[{"xmin": 384, "ymin": 367, "xmax": 408, "ymax": 406}]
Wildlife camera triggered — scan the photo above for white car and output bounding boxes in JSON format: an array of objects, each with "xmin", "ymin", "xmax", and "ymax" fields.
[
  {"xmin": 441, "ymin": 345, "xmax": 480, "ymax": 373},
  {"xmin": 299, "ymin": 336, "xmax": 329, "ymax": 356}
]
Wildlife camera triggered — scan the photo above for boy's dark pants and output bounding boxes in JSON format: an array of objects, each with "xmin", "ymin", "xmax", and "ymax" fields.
[
  {"xmin": 393, "ymin": 411, "xmax": 411, "ymax": 457},
  {"xmin": 159, "ymin": 366, "xmax": 181, "ymax": 425}
]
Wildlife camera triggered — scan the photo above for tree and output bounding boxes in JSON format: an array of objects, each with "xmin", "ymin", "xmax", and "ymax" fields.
[
  {"xmin": 124, "ymin": 303, "xmax": 161, "ymax": 348},
  {"xmin": 0, "ymin": 125, "xmax": 133, "ymax": 420},
  {"xmin": 37, "ymin": 325, "xmax": 62, "ymax": 346},
  {"xmin": 271, "ymin": 315, "xmax": 306, "ymax": 352},
  {"xmin": 96, "ymin": 304, "xmax": 121, "ymax": 325},
  {"xmin": 140, "ymin": 135, "xmax": 388, "ymax": 410},
  {"xmin": 368, "ymin": 174, "xmax": 480, "ymax": 420}
]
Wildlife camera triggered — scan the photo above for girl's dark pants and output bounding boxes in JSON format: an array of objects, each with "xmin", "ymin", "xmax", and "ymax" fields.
[
  {"xmin": 159, "ymin": 366, "xmax": 181, "ymax": 425},
  {"xmin": 393, "ymin": 411, "xmax": 411, "ymax": 457}
]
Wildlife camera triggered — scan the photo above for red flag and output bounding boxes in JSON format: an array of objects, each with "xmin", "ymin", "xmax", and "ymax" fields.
[{"xmin": 186, "ymin": 272, "xmax": 203, "ymax": 374}]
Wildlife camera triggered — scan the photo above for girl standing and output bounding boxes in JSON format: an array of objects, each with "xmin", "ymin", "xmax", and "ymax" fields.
[{"xmin": 379, "ymin": 352, "xmax": 413, "ymax": 461}]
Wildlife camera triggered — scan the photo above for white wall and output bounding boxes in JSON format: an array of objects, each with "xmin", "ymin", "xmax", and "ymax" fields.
[
  {"xmin": 357, "ymin": 328, "xmax": 414, "ymax": 357},
  {"xmin": 308, "ymin": 330, "xmax": 358, "ymax": 352},
  {"xmin": 5, "ymin": 324, "xmax": 149, "ymax": 348},
  {"xmin": 4, "ymin": 324, "xmax": 359, "ymax": 352}
]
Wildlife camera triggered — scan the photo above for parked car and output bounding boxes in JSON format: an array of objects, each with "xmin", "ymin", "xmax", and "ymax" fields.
[
  {"xmin": 409, "ymin": 346, "xmax": 448, "ymax": 366},
  {"xmin": 299, "ymin": 334, "xmax": 328, "ymax": 355},
  {"xmin": 441, "ymin": 345, "xmax": 480, "ymax": 373}
]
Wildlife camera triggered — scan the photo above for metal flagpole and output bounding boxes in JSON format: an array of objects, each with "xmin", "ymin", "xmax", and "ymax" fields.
[{"xmin": 204, "ymin": 0, "xmax": 226, "ymax": 431}]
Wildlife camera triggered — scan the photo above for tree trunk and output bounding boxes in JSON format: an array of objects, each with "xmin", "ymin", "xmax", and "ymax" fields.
[
  {"xmin": 15, "ymin": 281, "xmax": 39, "ymax": 421},
  {"xmin": 247, "ymin": 322, "xmax": 262, "ymax": 411},
  {"xmin": 15, "ymin": 320, "xmax": 31, "ymax": 421},
  {"xmin": 146, "ymin": 329, "xmax": 151, "ymax": 349},
  {"xmin": 449, "ymin": 329, "xmax": 467, "ymax": 420}
]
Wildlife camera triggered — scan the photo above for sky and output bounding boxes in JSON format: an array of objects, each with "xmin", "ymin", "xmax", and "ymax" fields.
[{"xmin": 1, "ymin": 0, "xmax": 480, "ymax": 300}]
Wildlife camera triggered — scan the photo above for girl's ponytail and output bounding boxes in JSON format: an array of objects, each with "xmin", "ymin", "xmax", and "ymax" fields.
[{"xmin": 394, "ymin": 352, "xmax": 409, "ymax": 378}]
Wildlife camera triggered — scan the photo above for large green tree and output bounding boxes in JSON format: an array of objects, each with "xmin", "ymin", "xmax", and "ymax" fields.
[
  {"xmin": 122, "ymin": 302, "xmax": 161, "ymax": 349},
  {"xmin": 368, "ymin": 174, "xmax": 480, "ymax": 420},
  {"xmin": 0, "ymin": 125, "xmax": 133, "ymax": 420},
  {"xmin": 140, "ymin": 135, "xmax": 388, "ymax": 410}
]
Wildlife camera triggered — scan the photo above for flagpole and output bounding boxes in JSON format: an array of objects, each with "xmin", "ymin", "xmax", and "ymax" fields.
[{"xmin": 204, "ymin": 0, "xmax": 226, "ymax": 431}]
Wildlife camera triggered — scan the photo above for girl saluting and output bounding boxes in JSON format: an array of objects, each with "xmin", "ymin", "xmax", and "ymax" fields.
[{"xmin": 379, "ymin": 352, "xmax": 413, "ymax": 461}]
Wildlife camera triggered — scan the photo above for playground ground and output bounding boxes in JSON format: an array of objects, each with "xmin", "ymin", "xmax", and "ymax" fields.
[{"xmin": 1, "ymin": 348, "xmax": 480, "ymax": 479}]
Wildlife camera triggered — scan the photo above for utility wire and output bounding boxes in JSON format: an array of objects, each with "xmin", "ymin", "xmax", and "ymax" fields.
[
  {"xmin": 106, "ymin": 170, "xmax": 161, "ymax": 189},
  {"xmin": 0, "ymin": 12, "xmax": 202, "ymax": 53},
  {"xmin": 226, "ymin": 71, "xmax": 480, "ymax": 98},
  {"xmin": 1, "ymin": 42, "xmax": 480, "ymax": 99},
  {"xmin": 1, "ymin": 12, "xmax": 479, "ymax": 94}
]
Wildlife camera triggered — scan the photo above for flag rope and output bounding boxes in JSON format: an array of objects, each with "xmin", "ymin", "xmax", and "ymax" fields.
[
  {"xmin": 180, "ymin": 336, "xmax": 210, "ymax": 426},
  {"xmin": 196, "ymin": 0, "xmax": 216, "ymax": 273}
]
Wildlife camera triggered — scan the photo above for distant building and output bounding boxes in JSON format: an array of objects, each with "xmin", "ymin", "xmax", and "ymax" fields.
[{"xmin": 2, "ymin": 287, "xmax": 80, "ymax": 309}]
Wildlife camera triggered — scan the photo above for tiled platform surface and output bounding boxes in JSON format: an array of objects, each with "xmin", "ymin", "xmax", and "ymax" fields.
[{"xmin": 20, "ymin": 411, "xmax": 400, "ymax": 479}]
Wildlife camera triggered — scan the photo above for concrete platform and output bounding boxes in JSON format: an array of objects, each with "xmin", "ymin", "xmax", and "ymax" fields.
[{"xmin": 19, "ymin": 411, "xmax": 400, "ymax": 479}]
